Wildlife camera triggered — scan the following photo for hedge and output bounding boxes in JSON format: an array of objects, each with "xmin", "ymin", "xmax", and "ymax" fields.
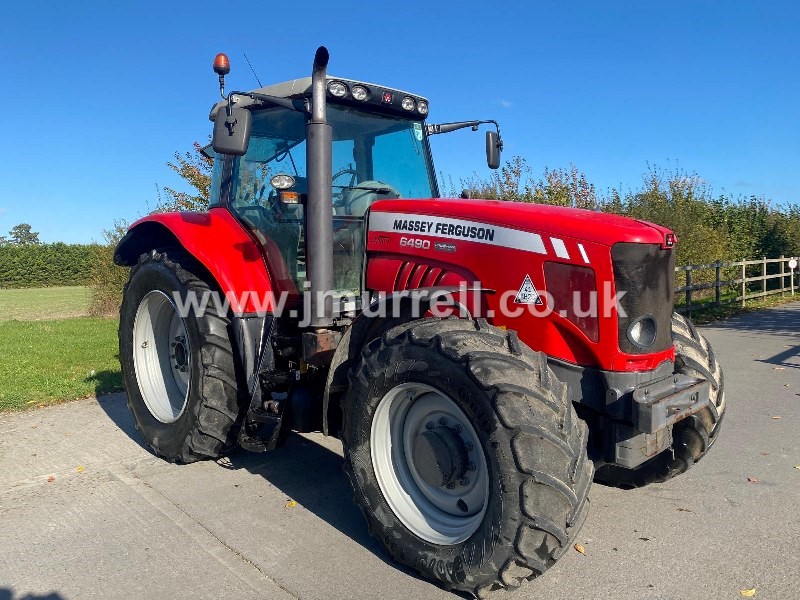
[{"xmin": 0, "ymin": 243, "xmax": 99, "ymax": 288}]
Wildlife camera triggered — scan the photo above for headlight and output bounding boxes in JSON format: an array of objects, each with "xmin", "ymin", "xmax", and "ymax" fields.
[
  {"xmin": 626, "ymin": 315, "xmax": 657, "ymax": 349},
  {"xmin": 417, "ymin": 100, "xmax": 429, "ymax": 115},
  {"xmin": 351, "ymin": 85, "xmax": 369, "ymax": 101},
  {"xmin": 327, "ymin": 81, "xmax": 348, "ymax": 97},
  {"xmin": 270, "ymin": 174, "xmax": 296, "ymax": 190},
  {"xmin": 401, "ymin": 96, "xmax": 416, "ymax": 111}
]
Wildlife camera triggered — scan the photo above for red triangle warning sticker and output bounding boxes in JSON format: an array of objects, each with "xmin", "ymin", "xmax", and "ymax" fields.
[{"xmin": 514, "ymin": 274, "xmax": 543, "ymax": 305}]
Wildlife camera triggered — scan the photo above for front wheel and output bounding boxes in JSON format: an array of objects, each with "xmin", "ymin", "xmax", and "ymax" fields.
[{"xmin": 341, "ymin": 319, "xmax": 593, "ymax": 597}]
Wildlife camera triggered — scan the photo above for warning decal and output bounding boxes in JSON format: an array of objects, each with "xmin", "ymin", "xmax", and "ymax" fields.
[{"xmin": 514, "ymin": 274, "xmax": 543, "ymax": 305}]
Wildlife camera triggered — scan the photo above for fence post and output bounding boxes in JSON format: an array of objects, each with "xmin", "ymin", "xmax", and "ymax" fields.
[
  {"xmin": 762, "ymin": 256, "xmax": 767, "ymax": 298},
  {"xmin": 780, "ymin": 255, "xmax": 785, "ymax": 296},
  {"xmin": 685, "ymin": 268, "xmax": 692, "ymax": 315},
  {"xmin": 715, "ymin": 260, "xmax": 721, "ymax": 306},
  {"xmin": 741, "ymin": 261, "xmax": 746, "ymax": 307}
]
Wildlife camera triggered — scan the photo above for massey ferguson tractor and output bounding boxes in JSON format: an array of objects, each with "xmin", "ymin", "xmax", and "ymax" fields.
[{"xmin": 115, "ymin": 47, "xmax": 726, "ymax": 596}]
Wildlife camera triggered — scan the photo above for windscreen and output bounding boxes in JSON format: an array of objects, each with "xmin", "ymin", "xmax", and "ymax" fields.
[{"xmin": 229, "ymin": 105, "xmax": 437, "ymax": 296}]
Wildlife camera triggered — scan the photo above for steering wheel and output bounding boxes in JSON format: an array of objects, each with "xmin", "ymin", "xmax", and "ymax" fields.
[{"xmin": 332, "ymin": 168, "xmax": 358, "ymax": 207}]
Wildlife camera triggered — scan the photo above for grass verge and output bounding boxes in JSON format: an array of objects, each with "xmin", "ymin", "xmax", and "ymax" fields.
[
  {"xmin": 0, "ymin": 317, "xmax": 123, "ymax": 412},
  {"xmin": 0, "ymin": 286, "xmax": 90, "ymax": 321}
]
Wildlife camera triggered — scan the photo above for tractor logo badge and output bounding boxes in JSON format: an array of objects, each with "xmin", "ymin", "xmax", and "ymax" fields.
[{"xmin": 514, "ymin": 275, "xmax": 543, "ymax": 305}]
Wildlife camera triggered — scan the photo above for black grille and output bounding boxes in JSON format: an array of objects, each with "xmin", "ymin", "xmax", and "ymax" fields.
[{"xmin": 612, "ymin": 243, "xmax": 675, "ymax": 354}]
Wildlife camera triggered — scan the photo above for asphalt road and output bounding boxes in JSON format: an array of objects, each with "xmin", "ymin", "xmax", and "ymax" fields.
[{"xmin": 1, "ymin": 303, "xmax": 799, "ymax": 600}]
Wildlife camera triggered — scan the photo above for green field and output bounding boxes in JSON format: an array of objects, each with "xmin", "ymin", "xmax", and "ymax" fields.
[
  {"xmin": 0, "ymin": 287, "xmax": 123, "ymax": 411},
  {"xmin": 0, "ymin": 286, "xmax": 92, "ymax": 321}
]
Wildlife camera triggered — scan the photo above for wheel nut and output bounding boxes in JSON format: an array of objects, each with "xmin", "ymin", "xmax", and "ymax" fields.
[
  {"xmin": 438, "ymin": 417, "xmax": 447, "ymax": 426},
  {"xmin": 468, "ymin": 462, "xmax": 476, "ymax": 471},
  {"xmin": 454, "ymin": 424, "xmax": 463, "ymax": 433},
  {"xmin": 445, "ymin": 482, "xmax": 456, "ymax": 489},
  {"xmin": 425, "ymin": 422, "xmax": 434, "ymax": 430},
  {"xmin": 459, "ymin": 477, "xmax": 470, "ymax": 486},
  {"xmin": 465, "ymin": 441, "xmax": 474, "ymax": 451}
]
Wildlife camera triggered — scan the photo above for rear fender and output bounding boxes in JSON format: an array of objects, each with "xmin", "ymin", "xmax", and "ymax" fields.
[{"xmin": 114, "ymin": 208, "xmax": 275, "ymax": 315}]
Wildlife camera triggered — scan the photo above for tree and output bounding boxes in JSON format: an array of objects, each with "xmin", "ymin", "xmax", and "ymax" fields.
[
  {"xmin": 88, "ymin": 219, "xmax": 130, "ymax": 316},
  {"xmin": 458, "ymin": 156, "xmax": 596, "ymax": 208},
  {"xmin": 156, "ymin": 141, "xmax": 214, "ymax": 212},
  {"xmin": 0, "ymin": 236, "xmax": 7, "ymax": 247},
  {"xmin": 8, "ymin": 223, "xmax": 40, "ymax": 245}
]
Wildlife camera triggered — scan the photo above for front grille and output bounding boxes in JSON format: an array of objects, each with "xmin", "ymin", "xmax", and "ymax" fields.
[{"xmin": 611, "ymin": 243, "xmax": 674, "ymax": 354}]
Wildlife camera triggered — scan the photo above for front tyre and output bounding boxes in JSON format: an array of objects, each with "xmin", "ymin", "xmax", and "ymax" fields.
[
  {"xmin": 342, "ymin": 319, "xmax": 593, "ymax": 597},
  {"xmin": 119, "ymin": 251, "xmax": 241, "ymax": 462}
]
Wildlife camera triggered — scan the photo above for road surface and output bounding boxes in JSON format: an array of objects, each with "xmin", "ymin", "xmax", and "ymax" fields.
[{"xmin": 1, "ymin": 304, "xmax": 799, "ymax": 600}]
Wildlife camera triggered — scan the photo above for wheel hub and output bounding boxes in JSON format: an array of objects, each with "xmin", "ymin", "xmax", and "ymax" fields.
[
  {"xmin": 412, "ymin": 426, "xmax": 469, "ymax": 487},
  {"xmin": 133, "ymin": 290, "xmax": 192, "ymax": 424},
  {"xmin": 172, "ymin": 336, "xmax": 188, "ymax": 371},
  {"xmin": 370, "ymin": 383, "xmax": 489, "ymax": 545}
]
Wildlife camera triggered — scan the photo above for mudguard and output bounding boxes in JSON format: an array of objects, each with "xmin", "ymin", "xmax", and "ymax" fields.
[{"xmin": 114, "ymin": 208, "xmax": 276, "ymax": 315}]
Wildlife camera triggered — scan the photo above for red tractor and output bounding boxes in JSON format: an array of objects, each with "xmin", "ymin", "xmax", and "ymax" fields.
[{"xmin": 115, "ymin": 47, "xmax": 726, "ymax": 596}]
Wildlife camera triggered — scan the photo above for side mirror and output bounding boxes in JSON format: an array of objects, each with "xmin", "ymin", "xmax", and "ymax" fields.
[
  {"xmin": 212, "ymin": 105, "xmax": 252, "ymax": 156},
  {"xmin": 486, "ymin": 130, "xmax": 502, "ymax": 170}
]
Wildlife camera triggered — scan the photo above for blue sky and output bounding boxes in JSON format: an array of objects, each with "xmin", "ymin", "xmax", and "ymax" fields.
[{"xmin": 1, "ymin": 0, "xmax": 798, "ymax": 243}]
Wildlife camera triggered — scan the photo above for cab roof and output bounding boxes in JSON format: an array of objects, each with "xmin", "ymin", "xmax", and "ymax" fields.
[{"xmin": 209, "ymin": 76, "xmax": 429, "ymax": 121}]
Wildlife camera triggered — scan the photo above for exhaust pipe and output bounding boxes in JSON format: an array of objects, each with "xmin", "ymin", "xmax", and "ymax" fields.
[{"xmin": 305, "ymin": 46, "xmax": 334, "ymax": 328}]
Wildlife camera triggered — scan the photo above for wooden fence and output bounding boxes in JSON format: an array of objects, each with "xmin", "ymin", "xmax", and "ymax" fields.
[{"xmin": 676, "ymin": 256, "xmax": 799, "ymax": 315}]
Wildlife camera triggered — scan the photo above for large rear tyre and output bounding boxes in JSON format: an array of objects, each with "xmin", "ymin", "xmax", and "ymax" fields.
[
  {"xmin": 119, "ymin": 251, "xmax": 241, "ymax": 463},
  {"xmin": 596, "ymin": 312, "xmax": 726, "ymax": 487},
  {"xmin": 341, "ymin": 319, "xmax": 592, "ymax": 597}
]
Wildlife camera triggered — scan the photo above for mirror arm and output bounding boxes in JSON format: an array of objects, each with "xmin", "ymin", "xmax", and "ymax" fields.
[
  {"xmin": 426, "ymin": 119, "xmax": 502, "ymax": 142},
  {"xmin": 226, "ymin": 91, "xmax": 310, "ymax": 115}
]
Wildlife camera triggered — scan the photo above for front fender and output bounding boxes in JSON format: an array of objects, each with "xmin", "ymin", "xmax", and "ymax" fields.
[{"xmin": 114, "ymin": 208, "xmax": 275, "ymax": 315}]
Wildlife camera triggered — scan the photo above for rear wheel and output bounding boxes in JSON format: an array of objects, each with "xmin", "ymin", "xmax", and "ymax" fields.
[
  {"xmin": 119, "ymin": 251, "xmax": 241, "ymax": 462},
  {"xmin": 341, "ymin": 319, "xmax": 592, "ymax": 596}
]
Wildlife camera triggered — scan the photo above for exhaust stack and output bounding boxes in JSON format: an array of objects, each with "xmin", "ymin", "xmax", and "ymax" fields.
[{"xmin": 305, "ymin": 46, "xmax": 334, "ymax": 328}]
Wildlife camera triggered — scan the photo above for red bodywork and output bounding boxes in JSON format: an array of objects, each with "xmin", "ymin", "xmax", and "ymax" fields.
[
  {"xmin": 126, "ymin": 199, "xmax": 675, "ymax": 373},
  {"xmin": 365, "ymin": 199, "xmax": 675, "ymax": 372},
  {"xmin": 125, "ymin": 209, "xmax": 284, "ymax": 314}
]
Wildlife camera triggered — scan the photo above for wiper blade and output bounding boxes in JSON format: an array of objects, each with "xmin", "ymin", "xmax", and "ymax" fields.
[{"xmin": 332, "ymin": 185, "xmax": 393, "ymax": 194}]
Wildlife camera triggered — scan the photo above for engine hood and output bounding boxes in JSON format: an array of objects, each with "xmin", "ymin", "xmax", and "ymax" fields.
[{"xmin": 369, "ymin": 198, "xmax": 669, "ymax": 247}]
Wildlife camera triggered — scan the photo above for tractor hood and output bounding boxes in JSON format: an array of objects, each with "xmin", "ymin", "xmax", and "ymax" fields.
[{"xmin": 369, "ymin": 198, "xmax": 669, "ymax": 247}]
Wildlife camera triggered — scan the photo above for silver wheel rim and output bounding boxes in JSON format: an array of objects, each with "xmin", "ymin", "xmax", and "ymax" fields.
[
  {"xmin": 133, "ymin": 290, "xmax": 192, "ymax": 424},
  {"xmin": 371, "ymin": 383, "xmax": 489, "ymax": 545}
]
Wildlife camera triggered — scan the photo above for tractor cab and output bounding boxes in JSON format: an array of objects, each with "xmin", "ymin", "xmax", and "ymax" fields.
[
  {"xmin": 208, "ymin": 78, "xmax": 437, "ymax": 301},
  {"xmin": 207, "ymin": 50, "xmax": 502, "ymax": 317}
]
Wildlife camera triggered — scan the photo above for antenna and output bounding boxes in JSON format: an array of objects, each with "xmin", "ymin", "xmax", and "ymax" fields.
[{"xmin": 243, "ymin": 53, "xmax": 263, "ymax": 88}]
